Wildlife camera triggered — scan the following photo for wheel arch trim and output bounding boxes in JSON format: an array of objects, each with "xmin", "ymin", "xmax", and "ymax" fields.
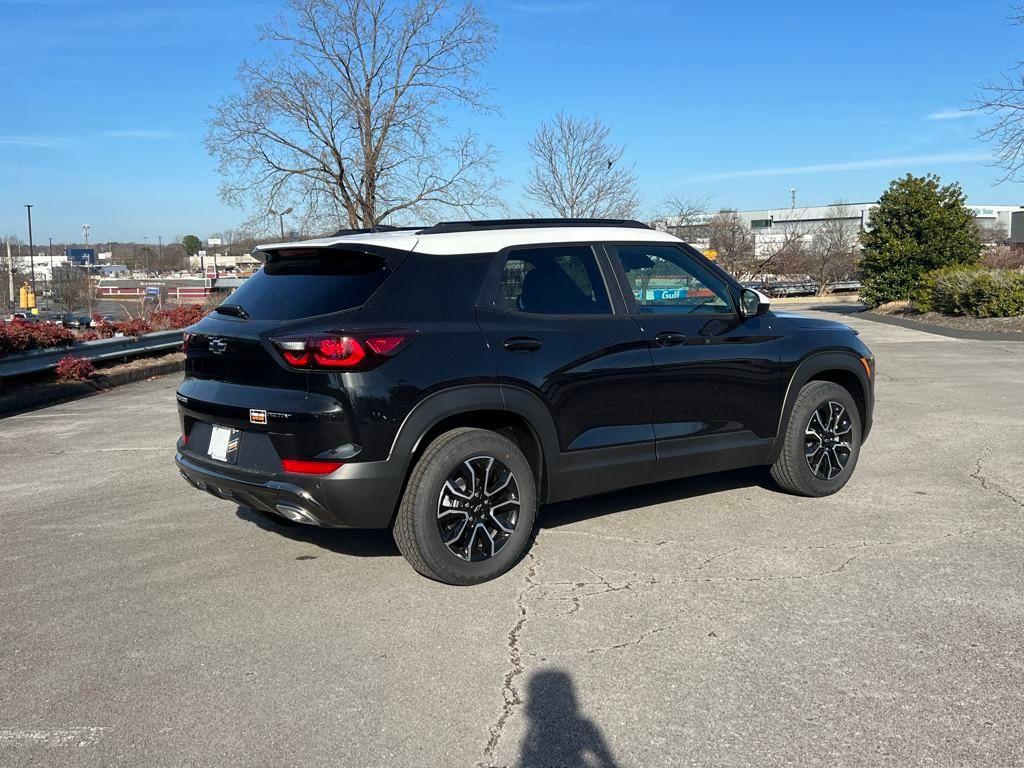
[
  {"xmin": 388, "ymin": 383, "xmax": 561, "ymax": 499},
  {"xmin": 769, "ymin": 350, "xmax": 872, "ymax": 464}
]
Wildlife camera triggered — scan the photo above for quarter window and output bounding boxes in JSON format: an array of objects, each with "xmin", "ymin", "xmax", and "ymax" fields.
[
  {"xmin": 497, "ymin": 246, "xmax": 611, "ymax": 315},
  {"xmin": 612, "ymin": 245, "xmax": 732, "ymax": 314}
]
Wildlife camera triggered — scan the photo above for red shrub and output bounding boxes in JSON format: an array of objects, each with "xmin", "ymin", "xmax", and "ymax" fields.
[
  {"xmin": 114, "ymin": 318, "xmax": 153, "ymax": 337},
  {"xmin": 95, "ymin": 322, "xmax": 117, "ymax": 338},
  {"xmin": 55, "ymin": 355, "xmax": 96, "ymax": 382},
  {"xmin": 0, "ymin": 320, "xmax": 75, "ymax": 358},
  {"xmin": 79, "ymin": 330, "xmax": 100, "ymax": 341},
  {"xmin": 150, "ymin": 304, "xmax": 206, "ymax": 330}
]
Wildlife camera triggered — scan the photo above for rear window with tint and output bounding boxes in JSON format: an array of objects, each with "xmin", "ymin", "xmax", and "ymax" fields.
[{"xmin": 219, "ymin": 251, "xmax": 391, "ymax": 320}]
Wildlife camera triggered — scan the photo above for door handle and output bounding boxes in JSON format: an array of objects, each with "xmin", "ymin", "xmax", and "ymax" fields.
[
  {"xmin": 655, "ymin": 331, "xmax": 687, "ymax": 346},
  {"xmin": 503, "ymin": 336, "xmax": 543, "ymax": 352}
]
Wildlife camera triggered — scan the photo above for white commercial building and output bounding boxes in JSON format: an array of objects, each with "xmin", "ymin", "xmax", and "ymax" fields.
[
  {"xmin": 659, "ymin": 201, "xmax": 1022, "ymax": 255},
  {"xmin": 734, "ymin": 202, "xmax": 1022, "ymax": 254}
]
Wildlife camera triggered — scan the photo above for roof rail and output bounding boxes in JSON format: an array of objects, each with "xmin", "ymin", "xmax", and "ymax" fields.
[
  {"xmin": 416, "ymin": 218, "xmax": 652, "ymax": 235},
  {"xmin": 331, "ymin": 224, "xmax": 422, "ymax": 237}
]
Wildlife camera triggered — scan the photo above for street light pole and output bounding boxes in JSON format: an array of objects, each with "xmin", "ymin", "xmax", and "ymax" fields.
[
  {"xmin": 269, "ymin": 207, "xmax": 294, "ymax": 240},
  {"xmin": 24, "ymin": 204, "xmax": 35, "ymax": 295}
]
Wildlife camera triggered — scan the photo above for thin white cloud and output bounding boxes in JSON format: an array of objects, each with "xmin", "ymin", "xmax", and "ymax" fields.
[
  {"xmin": 0, "ymin": 134, "xmax": 76, "ymax": 148},
  {"xmin": 926, "ymin": 109, "xmax": 975, "ymax": 121},
  {"xmin": 683, "ymin": 151, "xmax": 991, "ymax": 183},
  {"xmin": 101, "ymin": 129, "xmax": 175, "ymax": 139},
  {"xmin": 512, "ymin": 1, "xmax": 601, "ymax": 14}
]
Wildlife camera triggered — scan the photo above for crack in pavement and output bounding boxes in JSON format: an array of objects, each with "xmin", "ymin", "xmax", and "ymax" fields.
[
  {"xmin": 585, "ymin": 624, "xmax": 669, "ymax": 654},
  {"xmin": 971, "ymin": 453, "xmax": 1024, "ymax": 509},
  {"xmin": 479, "ymin": 550, "xmax": 538, "ymax": 767},
  {"xmin": 549, "ymin": 528, "xmax": 677, "ymax": 548}
]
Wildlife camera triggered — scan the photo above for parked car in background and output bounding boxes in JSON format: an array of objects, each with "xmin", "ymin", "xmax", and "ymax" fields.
[
  {"xmin": 175, "ymin": 218, "xmax": 875, "ymax": 585},
  {"xmin": 60, "ymin": 315, "xmax": 92, "ymax": 329}
]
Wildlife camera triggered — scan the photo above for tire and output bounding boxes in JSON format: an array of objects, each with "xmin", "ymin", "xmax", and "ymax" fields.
[
  {"xmin": 770, "ymin": 380, "xmax": 862, "ymax": 497},
  {"xmin": 393, "ymin": 427, "xmax": 538, "ymax": 585}
]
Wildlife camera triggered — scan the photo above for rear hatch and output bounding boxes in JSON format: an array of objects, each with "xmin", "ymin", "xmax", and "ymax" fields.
[{"xmin": 178, "ymin": 246, "xmax": 403, "ymax": 475}]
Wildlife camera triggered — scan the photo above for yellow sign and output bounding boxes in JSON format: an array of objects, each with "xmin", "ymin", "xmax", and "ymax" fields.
[{"xmin": 702, "ymin": 249, "xmax": 718, "ymax": 261}]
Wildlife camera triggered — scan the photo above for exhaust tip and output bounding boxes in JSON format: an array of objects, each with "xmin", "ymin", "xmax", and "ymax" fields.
[{"xmin": 275, "ymin": 504, "xmax": 320, "ymax": 526}]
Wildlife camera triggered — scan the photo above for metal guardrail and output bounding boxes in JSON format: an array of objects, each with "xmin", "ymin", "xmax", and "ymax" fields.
[{"xmin": 0, "ymin": 330, "xmax": 184, "ymax": 381}]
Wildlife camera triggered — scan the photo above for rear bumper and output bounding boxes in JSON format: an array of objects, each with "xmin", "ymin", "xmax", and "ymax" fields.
[{"xmin": 175, "ymin": 451, "xmax": 408, "ymax": 529}]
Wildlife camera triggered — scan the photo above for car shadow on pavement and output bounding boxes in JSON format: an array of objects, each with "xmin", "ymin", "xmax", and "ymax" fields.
[
  {"xmin": 234, "ymin": 506, "xmax": 399, "ymax": 557},
  {"xmin": 516, "ymin": 668, "xmax": 619, "ymax": 768},
  {"xmin": 234, "ymin": 467, "xmax": 775, "ymax": 556},
  {"xmin": 540, "ymin": 465, "xmax": 773, "ymax": 530}
]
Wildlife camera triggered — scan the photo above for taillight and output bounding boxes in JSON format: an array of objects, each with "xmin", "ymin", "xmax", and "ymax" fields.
[
  {"xmin": 182, "ymin": 331, "xmax": 192, "ymax": 352},
  {"xmin": 281, "ymin": 459, "xmax": 344, "ymax": 475},
  {"xmin": 272, "ymin": 333, "xmax": 410, "ymax": 370},
  {"xmin": 313, "ymin": 336, "xmax": 366, "ymax": 367}
]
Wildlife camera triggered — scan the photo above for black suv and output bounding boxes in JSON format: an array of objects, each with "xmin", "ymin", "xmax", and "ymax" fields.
[{"xmin": 175, "ymin": 219, "xmax": 874, "ymax": 585}]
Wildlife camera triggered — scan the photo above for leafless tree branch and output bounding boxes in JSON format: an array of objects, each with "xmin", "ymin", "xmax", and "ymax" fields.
[
  {"xmin": 524, "ymin": 112, "xmax": 640, "ymax": 219},
  {"xmin": 206, "ymin": 0, "xmax": 504, "ymax": 232}
]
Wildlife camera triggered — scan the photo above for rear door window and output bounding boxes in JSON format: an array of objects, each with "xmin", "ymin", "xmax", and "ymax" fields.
[
  {"xmin": 220, "ymin": 251, "xmax": 391, "ymax": 320},
  {"xmin": 496, "ymin": 245, "xmax": 611, "ymax": 315}
]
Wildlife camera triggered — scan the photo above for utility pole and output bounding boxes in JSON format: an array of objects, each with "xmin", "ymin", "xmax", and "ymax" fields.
[
  {"xmin": 790, "ymin": 188, "xmax": 797, "ymax": 209},
  {"xmin": 158, "ymin": 235, "xmax": 163, "ymax": 271},
  {"xmin": 6, "ymin": 239, "xmax": 13, "ymax": 313},
  {"xmin": 48, "ymin": 237, "xmax": 53, "ymax": 269},
  {"xmin": 82, "ymin": 224, "xmax": 90, "ymax": 246},
  {"xmin": 24, "ymin": 204, "xmax": 35, "ymax": 295}
]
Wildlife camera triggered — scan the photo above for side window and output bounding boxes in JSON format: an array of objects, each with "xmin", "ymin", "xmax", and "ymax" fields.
[
  {"xmin": 612, "ymin": 245, "xmax": 732, "ymax": 314},
  {"xmin": 497, "ymin": 245, "xmax": 612, "ymax": 315}
]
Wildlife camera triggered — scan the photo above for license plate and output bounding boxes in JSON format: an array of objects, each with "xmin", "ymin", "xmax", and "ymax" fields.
[{"xmin": 207, "ymin": 425, "xmax": 240, "ymax": 464}]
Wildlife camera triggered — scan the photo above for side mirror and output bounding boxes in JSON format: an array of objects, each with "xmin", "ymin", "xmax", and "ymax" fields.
[{"xmin": 739, "ymin": 288, "xmax": 770, "ymax": 318}]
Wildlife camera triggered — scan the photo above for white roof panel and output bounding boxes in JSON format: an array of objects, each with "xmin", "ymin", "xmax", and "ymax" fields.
[{"xmin": 257, "ymin": 225, "xmax": 681, "ymax": 257}]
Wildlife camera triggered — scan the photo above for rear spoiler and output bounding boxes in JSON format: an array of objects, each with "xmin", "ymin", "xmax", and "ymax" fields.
[{"xmin": 251, "ymin": 242, "xmax": 411, "ymax": 271}]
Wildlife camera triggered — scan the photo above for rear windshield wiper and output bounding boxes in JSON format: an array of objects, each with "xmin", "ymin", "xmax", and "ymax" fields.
[{"xmin": 213, "ymin": 304, "xmax": 249, "ymax": 319}]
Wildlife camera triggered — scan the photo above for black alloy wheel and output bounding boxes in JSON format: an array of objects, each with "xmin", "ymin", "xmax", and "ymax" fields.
[
  {"xmin": 437, "ymin": 455, "xmax": 521, "ymax": 562},
  {"xmin": 804, "ymin": 401, "xmax": 853, "ymax": 480}
]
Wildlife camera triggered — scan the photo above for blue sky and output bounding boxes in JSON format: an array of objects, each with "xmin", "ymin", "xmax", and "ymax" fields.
[{"xmin": 0, "ymin": 0, "xmax": 1020, "ymax": 243}]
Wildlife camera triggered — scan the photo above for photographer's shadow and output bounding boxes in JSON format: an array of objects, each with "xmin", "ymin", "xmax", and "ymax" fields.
[{"xmin": 517, "ymin": 669, "xmax": 619, "ymax": 768}]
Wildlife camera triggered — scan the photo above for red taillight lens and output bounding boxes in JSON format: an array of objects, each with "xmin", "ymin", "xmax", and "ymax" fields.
[
  {"xmin": 281, "ymin": 459, "xmax": 343, "ymax": 475},
  {"xmin": 273, "ymin": 333, "xmax": 409, "ymax": 370},
  {"xmin": 312, "ymin": 336, "xmax": 365, "ymax": 367},
  {"xmin": 365, "ymin": 336, "xmax": 405, "ymax": 355},
  {"xmin": 182, "ymin": 331, "xmax": 192, "ymax": 353}
]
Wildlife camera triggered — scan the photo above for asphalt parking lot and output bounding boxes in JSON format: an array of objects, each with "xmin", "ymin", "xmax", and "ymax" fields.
[{"xmin": 1, "ymin": 308, "xmax": 1022, "ymax": 768}]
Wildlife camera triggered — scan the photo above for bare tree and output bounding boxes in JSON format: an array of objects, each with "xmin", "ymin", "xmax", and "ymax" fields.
[
  {"xmin": 801, "ymin": 203, "xmax": 860, "ymax": 294},
  {"xmin": 974, "ymin": 6, "xmax": 1024, "ymax": 180},
  {"xmin": 207, "ymin": 0, "xmax": 503, "ymax": 231},
  {"xmin": 977, "ymin": 220, "xmax": 1010, "ymax": 246},
  {"xmin": 53, "ymin": 267, "xmax": 97, "ymax": 315},
  {"xmin": 707, "ymin": 211, "xmax": 755, "ymax": 275},
  {"xmin": 524, "ymin": 112, "xmax": 640, "ymax": 219},
  {"xmin": 654, "ymin": 195, "xmax": 710, "ymax": 244}
]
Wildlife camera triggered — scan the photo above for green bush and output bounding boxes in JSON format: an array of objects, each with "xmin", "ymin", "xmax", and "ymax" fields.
[
  {"xmin": 914, "ymin": 266, "xmax": 1024, "ymax": 317},
  {"xmin": 860, "ymin": 174, "xmax": 981, "ymax": 307}
]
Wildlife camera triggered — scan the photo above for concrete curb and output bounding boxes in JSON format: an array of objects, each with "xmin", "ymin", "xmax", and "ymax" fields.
[
  {"xmin": 0, "ymin": 358, "xmax": 184, "ymax": 418},
  {"xmin": 856, "ymin": 311, "xmax": 1024, "ymax": 342}
]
